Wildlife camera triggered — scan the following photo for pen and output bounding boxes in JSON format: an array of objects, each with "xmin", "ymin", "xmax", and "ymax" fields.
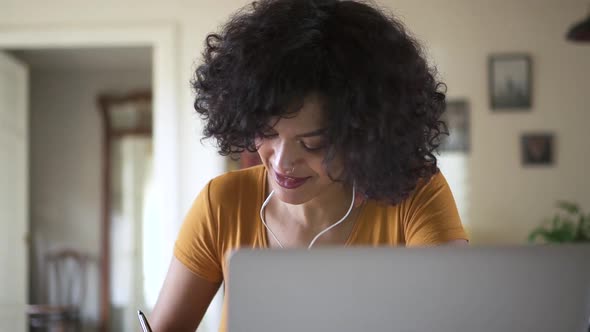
[{"xmin": 137, "ymin": 310, "xmax": 153, "ymax": 332}]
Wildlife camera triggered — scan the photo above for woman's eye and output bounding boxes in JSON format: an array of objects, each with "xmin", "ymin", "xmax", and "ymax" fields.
[
  {"xmin": 300, "ymin": 141, "xmax": 326, "ymax": 152},
  {"xmin": 260, "ymin": 132, "xmax": 278, "ymax": 139}
]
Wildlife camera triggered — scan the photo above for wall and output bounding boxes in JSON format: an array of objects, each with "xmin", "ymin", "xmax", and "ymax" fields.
[
  {"xmin": 28, "ymin": 67, "xmax": 151, "ymax": 327},
  {"xmin": 3, "ymin": 0, "xmax": 587, "ymax": 246},
  {"xmin": 383, "ymin": 0, "xmax": 590, "ymax": 243},
  {"xmin": 2, "ymin": 0, "xmax": 589, "ymax": 330}
]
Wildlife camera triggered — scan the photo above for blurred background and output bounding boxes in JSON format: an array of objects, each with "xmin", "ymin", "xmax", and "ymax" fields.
[{"xmin": 0, "ymin": 0, "xmax": 588, "ymax": 331}]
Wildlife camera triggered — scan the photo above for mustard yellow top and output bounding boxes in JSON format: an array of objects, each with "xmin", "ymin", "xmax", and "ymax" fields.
[{"xmin": 174, "ymin": 165, "xmax": 468, "ymax": 331}]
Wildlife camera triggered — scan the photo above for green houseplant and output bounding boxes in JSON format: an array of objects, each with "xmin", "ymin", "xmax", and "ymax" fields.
[
  {"xmin": 528, "ymin": 202, "xmax": 590, "ymax": 332},
  {"xmin": 528, "ymin": 201, "xmax": 590, "ymax": 244}
]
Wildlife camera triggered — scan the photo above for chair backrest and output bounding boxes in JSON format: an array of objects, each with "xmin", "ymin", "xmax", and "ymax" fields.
[{"xmin": 45, "ymin": 249, "xmax": 88, "ymax": 308}]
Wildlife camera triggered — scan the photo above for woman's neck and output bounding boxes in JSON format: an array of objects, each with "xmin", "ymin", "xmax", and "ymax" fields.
[{"xmin": 269, "ymin": 183, "xmax": 355, "ymax": 231}]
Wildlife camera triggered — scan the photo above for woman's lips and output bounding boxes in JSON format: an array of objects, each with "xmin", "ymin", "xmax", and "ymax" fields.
[{"xmin": 274, "ymin": 171, "xmax": 310, "ymax": 189}]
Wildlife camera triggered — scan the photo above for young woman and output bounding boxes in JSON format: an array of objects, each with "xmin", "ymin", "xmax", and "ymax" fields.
[{"xmin": 151, "ymin": 0, "xmax": 468, "ymax": 330}]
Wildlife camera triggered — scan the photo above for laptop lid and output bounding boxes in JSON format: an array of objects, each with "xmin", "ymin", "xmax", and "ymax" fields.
[{"xmin": 228, "ymin": 245, "xmax": 590, "ymax": 332}]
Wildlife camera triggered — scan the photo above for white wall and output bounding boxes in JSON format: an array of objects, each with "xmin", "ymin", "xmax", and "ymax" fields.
[
  {"xmin": 28, "ymin": 68, "xmax": 151, "ymax": 326},
  {"xmin": 383, "ymin": 0, "xmax": 590, "ymax": 244},
  {"xmin": 3, "ymin": 0, "xmax": 586, "ymax": 246},
  {"xmin": 2, "ymin": 0, "xmax": 589, "ymax": 329},
  {"xmin": 0, "ymin": 0, "xmax": 590, "ymax": 330}
]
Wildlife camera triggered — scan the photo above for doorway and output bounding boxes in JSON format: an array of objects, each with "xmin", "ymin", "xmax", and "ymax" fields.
[{"xmin": 0, "ymin": 25, "xmax": 178, "ymax": 332}]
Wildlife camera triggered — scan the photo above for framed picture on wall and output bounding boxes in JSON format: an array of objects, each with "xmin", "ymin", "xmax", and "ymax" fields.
[
  {"xmin": 489, "ymin": 54, "xmax": 532, "ymax": 110},
  {"xmin": 439, "ymin": 99, "xmax": 470, "ymax": 153},
  {"xmin": 521, "ymin": 133, "xmax": 555, "ymax": 166}
]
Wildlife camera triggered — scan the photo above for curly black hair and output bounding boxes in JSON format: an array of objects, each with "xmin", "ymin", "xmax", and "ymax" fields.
[{"xmin": 193, "ymin": 0, "xmax": 448, "ymax": 204}]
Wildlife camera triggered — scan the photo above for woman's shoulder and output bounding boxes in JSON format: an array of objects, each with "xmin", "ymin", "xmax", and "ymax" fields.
[
  {"xmin": 362, "ymin": 170, "xmax": 451, "ymax": 223},
  {"xmin": 369, "ymin": 170, "xmax": 449, "ymax": 207},
  {"xmin": 395, "ymin": 169, "xmax": 457, "ymax": 220},
  {"xmin": 206, "ymin": 165, "xmax": 266, "ymax": 203},
  {"xmin": 412, "ymin": 170, "xmax": 449, "ymax": 197}
]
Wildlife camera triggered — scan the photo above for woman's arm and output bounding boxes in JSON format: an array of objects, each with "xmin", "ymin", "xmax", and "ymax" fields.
[{"xmin": 150, "ymin": 257, "xmax": 221, "ymax": 332}]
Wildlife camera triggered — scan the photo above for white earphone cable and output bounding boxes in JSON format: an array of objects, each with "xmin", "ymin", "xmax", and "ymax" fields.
[{"xmin": 259, "ymin": 184, "xmax": 356, "ymax": 249}]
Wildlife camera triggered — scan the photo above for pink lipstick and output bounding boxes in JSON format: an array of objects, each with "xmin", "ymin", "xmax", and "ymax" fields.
[{"xmin": 273, "ymin": 171, "xmax": 310, "ymax": 189}]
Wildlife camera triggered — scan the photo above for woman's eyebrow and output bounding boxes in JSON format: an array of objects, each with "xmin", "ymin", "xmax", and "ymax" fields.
[{"xmin": 295, "ymin": 128, "xmax": 327, "ymax": 138}]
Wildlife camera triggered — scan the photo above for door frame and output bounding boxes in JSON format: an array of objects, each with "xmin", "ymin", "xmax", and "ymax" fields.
[{"xmin": 0, "ymin": 24, "xmax": 180, "ymax": 331}]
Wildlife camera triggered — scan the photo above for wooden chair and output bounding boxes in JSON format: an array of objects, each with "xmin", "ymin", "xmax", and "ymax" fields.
[{"xmin": 27, "ymin": 249, "xmax": 88, "ymax": 332}]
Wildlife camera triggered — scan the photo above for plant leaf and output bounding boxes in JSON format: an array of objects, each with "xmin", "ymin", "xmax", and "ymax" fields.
[
  {"xmin": 528, "ymin": 229, "xmax": 550, "ymax": 243},
  {"xmin": 529, "ymin": 201, "xmax": 589, "ymax": 244},
  {"xmin": 557, "ymin": 201, "xmax": 579, "ymax": 215}
]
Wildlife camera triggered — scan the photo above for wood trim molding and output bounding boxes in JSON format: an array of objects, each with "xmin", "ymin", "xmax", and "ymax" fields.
[{"xmin": 97, "ymin": 91, "xmax": 152, "ymax": 332}]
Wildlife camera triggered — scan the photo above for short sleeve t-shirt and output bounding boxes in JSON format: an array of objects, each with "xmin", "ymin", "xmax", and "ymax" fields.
[{"xmin": 174, "ymin": 165, "xmax": 468, "ymax": 331}]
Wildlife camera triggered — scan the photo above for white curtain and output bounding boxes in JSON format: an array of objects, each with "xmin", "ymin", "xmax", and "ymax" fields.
[{"xmin": 109, "ymin": 136, "xmax": 152, "ymax": 331}]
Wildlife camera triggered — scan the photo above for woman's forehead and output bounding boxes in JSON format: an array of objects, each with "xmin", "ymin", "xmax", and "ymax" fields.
[{"xmin": 270, "ymin": 114, "xmax": 325, "ymax": 136}]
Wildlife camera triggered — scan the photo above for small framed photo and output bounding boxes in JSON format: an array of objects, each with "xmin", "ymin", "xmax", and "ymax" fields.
[
  {"xmin": 521, "ymin": 133, "xmax": 554, "ymax": 166},
  {"xmin": 439, "ymin": 99, "xmax": 470, "ymax": 153},
  {"xmin": 489, "ymin": 54, "xmax": 532, "ymax": 110}
]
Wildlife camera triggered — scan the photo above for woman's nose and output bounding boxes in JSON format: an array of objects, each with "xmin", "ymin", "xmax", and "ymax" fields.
[{"xmin": 272, "ymin": 140, "xmax": 298, "ymax": 173}]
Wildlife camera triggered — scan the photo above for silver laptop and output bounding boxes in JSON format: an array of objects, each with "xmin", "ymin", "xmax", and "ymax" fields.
[{"xmin": 228, "ymin": 245, "xmax": 590, "ymax": 332}]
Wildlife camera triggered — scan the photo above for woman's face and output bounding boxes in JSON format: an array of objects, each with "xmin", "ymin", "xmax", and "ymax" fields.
[{"xmin": 256, "ymin": 95, "xmax": 344, "ymax": 205}]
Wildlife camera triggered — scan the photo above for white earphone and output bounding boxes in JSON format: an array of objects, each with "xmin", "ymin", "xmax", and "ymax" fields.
[{"xmin": 259, "ymin": 183, "xmax": 356, "ymax": 249}]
